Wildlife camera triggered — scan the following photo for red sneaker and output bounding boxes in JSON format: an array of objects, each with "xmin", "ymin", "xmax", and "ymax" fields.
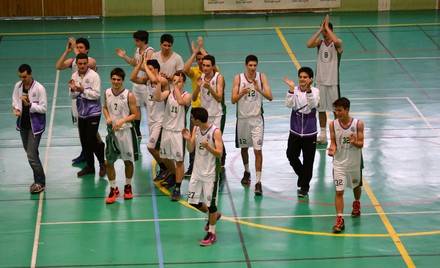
[
  {"xmin": 106, "ymin": 187, "xmax": 120, "ymax": 204},
  {"xmin": 351, "ymin": 200, "xmax": 361, "ymax": 217},
  {"xmin": 200, "ymin": 232, "xmax": 217, "ymax": 246},
  {"xmin": 332, "ymin": 216, "xmax": 345, "ymax": 233},
  {"xmin": 124, "ymin": 184, "xmax": 133, "ymax": 200}
]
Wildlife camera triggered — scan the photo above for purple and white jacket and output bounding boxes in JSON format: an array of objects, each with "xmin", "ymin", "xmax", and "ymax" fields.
[
  {"xmin": 285, "ymin": 86, "xmax": 320, "ymax": 137},
  {"xmin": 70, "ymin": 68, "xmax": 102, "ymax": 118},
  {"xmin": 12, "ymin": 80, "xmax": 47, "ymax": 135}
]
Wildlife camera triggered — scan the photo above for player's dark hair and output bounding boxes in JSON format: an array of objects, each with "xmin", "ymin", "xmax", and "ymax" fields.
[
  {"xmin": 110, "ymin": 68, "xmax": 125, "ymax": 80},
  {"xmin": 245, "ymin": 54, "xmax": 258, "ymax": 65},
  {"xmin": 191, "ymin": 107, "xmax": 209, "ymax": 123},
  {"xmin": 160, "ymin": 34, "xmax": 174, "ymax": 44},
  {"xmin": 174, "ymin": 70, "xmax": 186, "ymax": 82},
  {"xmin": 76, "ymin": 53, "xmax": 89, "ymax": 61},
  {"xmin": 147, "ymin": 59, "xmax": 160, "ymax": 71},
  {"xmin": 333, "ymin": 97, "xmax": 350, "ymax": 110},
  {"xmin": 133, "ymin": 30, "xmax": 149, "ymax": 44},
  {"xmin": 203, "ymin": 55, "xmax": 216, "ymax": 66},
  {"xmin": 298, "ymin": 66, "xmax": 314, "ymax": 79},
  {"xmin": 76, "ymin": 38, "xmax": 90, "ymax": 51},
  {"xmin": 18, "ymin": 64, "xmax": 32, "ymax": 74}
]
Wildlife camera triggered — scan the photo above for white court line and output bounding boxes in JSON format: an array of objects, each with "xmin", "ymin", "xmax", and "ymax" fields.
[
  {"xmin": 271, "ymin": 96, "xmax": 407, "ymax": 103},
  {"xmin": 30, "ymin": 70, "xmax": 59, "ymax": 268},
  {"xmin": 54, "ymin": 105, "xmax": 71, "ymax": 109},
  {"xmin": 406, "ymin": 97, "xmax": 434, "ymax": 129},
  {"xmin": 40, "ymin": 210, "xmax": 440, "ymax": 226},
  {"xmin": 95, "ymin": 56, "xmax": 440, "ymax": 67}
]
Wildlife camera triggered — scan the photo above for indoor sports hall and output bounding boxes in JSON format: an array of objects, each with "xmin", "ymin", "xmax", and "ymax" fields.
[{"xmin": 0, "ymin": 1, "xmax": 439, "ymax": 267}]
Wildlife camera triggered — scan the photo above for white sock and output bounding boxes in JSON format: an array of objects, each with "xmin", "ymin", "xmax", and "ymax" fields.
[
  {"xmin": 320, "ymin": 127, "xmax": 326, "ymax": 137},
  {"xmin": 244, "ymin": 164, "xmax": 250, "ymax": 173},
  {"xmin": 126, "ymin": 178, "xmax": 132, "ymax": 185},
  {"xmin": 337, "ymin": 213, "xmax": 343, "ymax": 217},
  {"xmin": 110, "ymin": 180, "xmax": 116, "ymax": 188},
  {"xmin": 208, "ymin": 224, "xmax": 216, "ymax": 234},
  {"xmin": 256, "ymin": 171, "xmax": 262, "ymax": 183}
]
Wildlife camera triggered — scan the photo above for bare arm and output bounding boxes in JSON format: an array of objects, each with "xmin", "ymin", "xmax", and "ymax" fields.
[
  {"xmin": 255, "ymin": 73, "xmax": 273, "ymax": 101},
  {"xmin": 174, "ymin": 88, "xmax": 192, "ymax": 106},
  {"xmin": 327, "ymin": 121, "xmax": 337, "ymax": 156},
  {"xmin": 202, "ymin": 128, "xmax": 223, "ymax": 158},
  {"xmin": 207, "ymin": 74, "xmax": 224, "ymax": 103},
  {"xmin": 231, "ymin": 74, "xmax": 248, "ymax": 104},
  {"xmin": 130, "ymin": 62, "xmax": 148, "ymax": 84},
  {"xmin": 153, "ymin": 82, "xmax": 169, "ymax": 102},
  {"xmin": 102, "ymin": 94, "xmax": 112, "ymax": 125},
  {"xmin": 182, "ymin": 127, "xmax": 197, "ymax": 153},
  {"xmin": 350, "ymin": 120, "xmax": 364, "ymax": 149},
  {"xmin": 55, "ymin": 39, "xmax": 75, "ymax": 70},
  {"xmin": 115, "ymin": 48, "xmax": 137, "ymax": 66}
]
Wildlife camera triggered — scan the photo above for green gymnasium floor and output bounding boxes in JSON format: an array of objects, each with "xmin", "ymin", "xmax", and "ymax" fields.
[{"xmin": 0, "ymin": 10, "xmax": 440, "ymax": 268}]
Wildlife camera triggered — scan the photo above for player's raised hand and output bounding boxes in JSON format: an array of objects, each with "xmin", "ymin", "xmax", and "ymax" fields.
[
  {"xmin": 115, "ymin": 48, "xmax": 127, "ymax": 58},
  {"xmin": 283, "ymin": 77, "xmax": 295, "ymax": 89},
  {"xmin": 181, "ymin": 128, "xmax": 191, "ymax": 140},
  {"xmin": 191, "ymin": 41, "xmax": 199, "ymax": 54}
]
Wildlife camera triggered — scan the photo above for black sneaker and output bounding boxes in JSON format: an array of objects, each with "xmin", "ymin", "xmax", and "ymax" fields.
[
  {"xmin": 241, "ymin": 171, "xmax": 251, "ymax": 187},
  {"xmin": 297, "ymin": 189, "xmax": 308, "ymax": 198},
  {"xmin": 30, "ymin": 183, "xmax": 45, "ymax": 194},
  {"xmin": 77, "ymin": 166, "xmax": 95, "ymax": 177},
  {"xmin": 254, "ymin": 182, "xmax": 263, "ymax": 196},
  {"xmin": 171, "ymin": 188, "xmax": 181, "ymax": 201},
  {"xmin": 154, "ymin": 169, "xmax": 168, "ymax": 182},
  {"xmin": 72, "ymin": 151, "xmax": 86, "ymax": 165},
  {"xmin": 161, "ymin": 174, "xmax": 176, "ymax": 189}
]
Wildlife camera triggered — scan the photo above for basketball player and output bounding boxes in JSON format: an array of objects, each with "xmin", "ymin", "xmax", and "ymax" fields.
[
  {"xmin": 130, "ymin": 58, "xmax": 168, "ymax": 180},
  {"xmin": 182, "ymin": 107, "xmax": 223, "ymax": 246},
  {"xmin": 116, "ymin": 30, "xmax": 154, "ymax": 139},
  {"xmin": 307, "ymin": 14, "xmax": 343, "ymax": 144},
  {"xmin": 231, "ymin": 55, "xmax": 273, "ymax": 196},
  {"xmin": 103, "ymin": 68, "xmax": 139, "ymax": 204},
  {"xmin": 69, "ymin": 53, "xmax": 105, "ymax": 177},
  {"xmin": 327, "ymin": 97, "xmax": 364, "ymax": 233},
  {"xmin": 154, "ymin": 71, "xmax": 191, "ymax": 201},
  {"xmin": 56, "ymin": 37, "xmax": 97, "ymax": 164}
]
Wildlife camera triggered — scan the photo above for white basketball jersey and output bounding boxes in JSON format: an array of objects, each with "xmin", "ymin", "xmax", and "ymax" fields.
[
  {"xmin": 333, "ymin": 118, "xmax": 362, "ymax": 170},
  {"xmin": 192, "ymin": 124, "xmax": 218, "ymax": 182},
  {"xmin": 105, "ymin": 88, "xmax": 132, "ymax": 129},
  {"xmin": 237, "ymin": 72, "xmax": 263, "ymax": 119},
  {"xmin": 316, "ymin": 41, "xmax": 340, "ymax": 86},
  {"xmin": 146, "ymin": 81, "xmax": 164, "ymax": 124},
  {"xmin": 200, "ymin": 72, "xmax": 223, "ymax": 117},
  {"xmin": 162, "ymin": 87, "xmax": 188, "ymax": 131}
]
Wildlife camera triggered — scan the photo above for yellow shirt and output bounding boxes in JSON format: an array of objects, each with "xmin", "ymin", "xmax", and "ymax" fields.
[{"xmin": 187, "ymin": 66, "xmax": 202, "ymax": 107}]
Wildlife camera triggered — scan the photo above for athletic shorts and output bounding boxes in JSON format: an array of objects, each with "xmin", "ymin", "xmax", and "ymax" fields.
[
  {"xmin": 187, "ymin": 177, "xmax": 218, "ymax": 207},
  {"xmin": 147, "ymin": 121, "xmax": 162, "ymax": 150},
  {"xmin": 317, "ymin": 84, "xmax": 339, "ymax": 112},
  {"xmin": 132, "ymin": 83, "xmax": 148, "ymax": 107},
  {"xmin": 235, "ymin": 115, "xmax": 264, "ymax": 150},
  {"xmin": 159, "ymin": 129, "xmax": 184, "ymax": 162},
  {"xmin": 106, "ymin": 127, "xmax": 138, "ymax": 164},
  {"xmin": 333, "ymin": 167, "xmax": 362, "ymax": 192}
]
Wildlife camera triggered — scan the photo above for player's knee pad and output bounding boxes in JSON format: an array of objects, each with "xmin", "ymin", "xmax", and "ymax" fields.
[{"xmin": 208, "ymin": 204, "xmax": 217, "ymax": 214}]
